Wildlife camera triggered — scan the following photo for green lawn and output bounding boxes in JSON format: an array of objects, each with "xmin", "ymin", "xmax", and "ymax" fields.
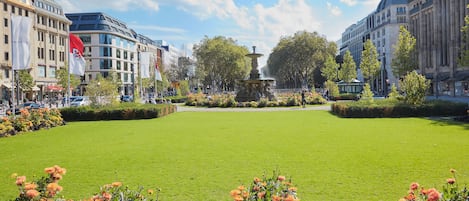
[{"xmin": 1, "ymin": 111, "xmax": 468, "ymax": 201}]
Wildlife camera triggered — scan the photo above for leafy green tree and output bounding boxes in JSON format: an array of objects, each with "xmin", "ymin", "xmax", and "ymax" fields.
[
  {"xmin": 391, "ymin": 26, "xmax": 417, "ymax": 78},
  {"xmin": 193, "ymin": 36, "xmax": 249, "ymax": 92},
  {"xmin": 459, "ymin": 4, "xmax": 469, "ymax": 67},
  {"xmin": 178, "ymin": 80, "xmax": 190, "ymax": 96},
  {"xmin": 324, "ymin": 80, "xmax": 339, "ymax": 98},
  {"xmin": 56, "ymin": 66, "xmax": 81, "ymax": 92},
  {"xmin": 359, "ymin": 83, "xmax": 374, "ymax": 103},
  {"xmin": 339, "ymin": 51, "xmax": 357, "ymax": 83},
  {"xmin": 18, "ymin": 70, "xmax": 34, "ymax": 92},
  {"xmin": 399, "ymin": 71, "xmax": 430, "ymax": 105},
  {"xmin": 321, "ymin": 55, "xmax": 339, "ymax": 81},
  {"xmin": 267, "ymin": 31, "xmax": 337, "ymax": 88},
  {"xmin": 387, "ymin": 83, "xmax": 401, "ymax": 100},
  {"xmin": 360, "ymin": 39, "xmax": 381, "ymax": 84},
  {"xmin": 85, "ymin": 75, "xmax": 119, "ymax": 106}
]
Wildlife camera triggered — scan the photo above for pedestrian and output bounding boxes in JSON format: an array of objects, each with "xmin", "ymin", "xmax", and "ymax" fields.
[{"xmin": 301, "ymin": 90, "xmax": 306, "ymax": 108}]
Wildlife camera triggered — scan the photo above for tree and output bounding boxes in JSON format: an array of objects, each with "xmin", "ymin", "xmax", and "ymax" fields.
[
  {"xmin": 359, "ymin": 83, "xmax": 374, "ymax": 103},
  {"xmin": 267, "ymin": 31, "xmax": 337, "ymax": 88},
  {"xmin": 193, "ymin": 36, "xmax": 249, "ymax": 93},
  {"xmin": 360, "ymin": 39, "xmax": 380, "ymax": 84},
  {"xmin": 321, "ymin": 55, "xmax": 339, "ymax": 81},
  {"xmin": 84, "ymin": 75, "xmax": 119, "ymax": 106},
  {"xmin": 56, "ymin": 66, "xmax": 81, "ymax": 92},
  {"xmin": 18, "ymin": 70, "xmax": 34, "ymax": 92},
  {"xmin": 324, "ymin": 80, "xmax": 339, "ymax": 99},
  {"xmin": 459, "ymin": 4, "xmax": 469, "ymax": 67},
  {"xmin": 399, "ymin": 71, "xmax": 430, "ymax": 105},
  {"xmin": 391, "ymin": 26, "xmax": 417, "ymax": 78},
  {"xmin": 339, "ymin": 51, "xmax": 357, "ymax": 83},
  {"xmin": 178, "ymin": 80, "xmax": 190, "ymax": 96},
  {"xmin": 388, "ymin": 83, "xmax": 401, "ymax": 100}
]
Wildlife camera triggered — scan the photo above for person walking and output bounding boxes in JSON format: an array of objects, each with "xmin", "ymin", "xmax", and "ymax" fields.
[{"xmin": 301, "ymin": 90, "xmax": 306, "ymax": 108}]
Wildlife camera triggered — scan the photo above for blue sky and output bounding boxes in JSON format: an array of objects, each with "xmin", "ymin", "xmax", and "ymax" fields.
[{"xmin": 57, "ymin": 0, "xmax": 381, "ymax": 65}]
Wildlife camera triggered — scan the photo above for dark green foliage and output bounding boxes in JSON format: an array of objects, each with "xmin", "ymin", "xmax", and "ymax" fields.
[
  {"xmin": 59, "ymin": 104, "xmax": 176, "ymax": 121},
  {"xmin": 331, "ymin": 100, "xmax": 467, "ymax": 118}
]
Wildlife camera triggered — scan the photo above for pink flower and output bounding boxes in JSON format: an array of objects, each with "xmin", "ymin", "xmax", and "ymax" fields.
[
  {"xmin": 277, "ymin": 175, "xmax": 286, "ymax": 181},
  {"xmin": 447, "ymin": 178, "xmax": 456, "ymax": 185},
  {"xmin": 410, "ymin": 182, "xmax": 419, "ymax": 191},
  {"xmin": 25, "ymin": 189, "xmax": 40, "ymax": 198},
  {"xmin": 15, "ymin": 176, "xmax": 26, "ymax": 186},
  {"xmin": 426, "ymin": 188, "xmax": 441, "ymax": 201}
]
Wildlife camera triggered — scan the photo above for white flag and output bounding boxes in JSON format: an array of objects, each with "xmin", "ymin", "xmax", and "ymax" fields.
[
  {"xmin": 155, "ymin": 55, "xmax": 162, "ymax": 81},
  {"xmin": 11, "ymin": 15, "xmax": 32, "ymax": 70},
  {"xmin": 69, "ymin": 33, "xmax": 86, "ymax": 76},
  {"xmin": 140, "ymin": 52, "xmax": 151, "ymax": 78}
]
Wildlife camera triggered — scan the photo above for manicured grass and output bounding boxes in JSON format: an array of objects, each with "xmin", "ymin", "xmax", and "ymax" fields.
[{"xmin": 1, "ymin": 111, "xmax": 468, "ymax": 200}]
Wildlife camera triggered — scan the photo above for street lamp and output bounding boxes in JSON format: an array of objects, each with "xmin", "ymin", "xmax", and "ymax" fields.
[{"xmin": 335, "ymin": 55, "xmax": 343, "ymax": 82}]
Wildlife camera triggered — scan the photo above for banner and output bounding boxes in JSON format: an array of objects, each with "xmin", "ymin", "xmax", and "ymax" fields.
[
  {"xmin": 140, "ymin": 52, "xmax": 151, "ymax": 78},
  {"xmin": 155, "ymin": 55, "xmax": 162, "ymax": 81},
  {"xmin": 69, "ymin": 33, "xmax": 86, "ymax": 76},
  {"xmin": 11, "ymin": 15, "xmax": 32, "ymax": 70}
]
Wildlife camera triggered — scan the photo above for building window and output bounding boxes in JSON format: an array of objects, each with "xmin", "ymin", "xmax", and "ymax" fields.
[
  {"xmin": 116, "ymin": 49, "xmax": 121, "ymax": 59},
  {"xmin": 38, "ymin": 47, "xmax": 44, "ymax": 59},
  {"xmin": 11, "ymin": 5, "xmax": 14, "ymax": 14},
  {"xmin": 124, "ymin": 62, "xmax": 128, "ymax": 71},
  {"xmin": 18, "ymin": 8, "xmax": 22, "ymax": 15},
  {"xmin": 4, "ymin": 52, "xmax": 9, "ymax": 61},
  {"xmin": 4, "ymin": 69, "xmax": 9, "ymax": 78},
  {"xmin": 49, "ymin": 49, "xmax": 55, "ymax": 60},
  {"xmin": 25, "ymin": 10, "xmax": 28, "ymax": 17},
  {"xmin": 123, "ymin": 51, "xmax": 128, "ymax": 60},
  {"xmin": 4, "ymin": 34, "xmax": 8, "ymax": 44},
  {"xmin": 463, "ymin": 82, "xmax": 469, "ymax": 95},
  {"xmin": 38, "ymin": 66, "xmax": 46, "ymax": 78},
  {"xmin": 49, "ymin": 34, "xmax": 55, "ymax": 44},
  {"xmin": 59, "ymin": 51, "xmax": 65, "ymax": 62},
  {"xmin": 116, "ymin": 61, "xmax": 121, "ymax": 70},
  {"xmin": 79, "ymin": 34, "xmax": 91, "ymax": 44},
  {"xmin": 4, "ymin": 18, "xmax": 7, "ymax": 27},
  {"xmin": 48, "ymin": 67, "xmax": 56, "ymax": 78},
  {"xmin": 3, "ymin": 3, "xmax": 7, "ymax": 11}
]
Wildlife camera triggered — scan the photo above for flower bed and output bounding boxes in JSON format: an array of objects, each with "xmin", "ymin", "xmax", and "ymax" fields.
[{"xmin": 0, "ymin": 108, "xmax": 64, "ymax": 137}]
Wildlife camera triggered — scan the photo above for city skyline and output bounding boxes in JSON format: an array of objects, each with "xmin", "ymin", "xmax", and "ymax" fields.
[{"xmin": 56, "ymin": 0, "xmax": 381, "ymax": 65}]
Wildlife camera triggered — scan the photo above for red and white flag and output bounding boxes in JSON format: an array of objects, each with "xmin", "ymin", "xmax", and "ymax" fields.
[
  {"xmin": 69, "ymin": 33, "xmax": 85, "ymax": 76},
  {"xmin": 155, "ymin": 55, "xmax": 162, "ymax": 81},
  {"xmin": 11, "ymin": 15, "xmax": 32, "ymax": 70}
]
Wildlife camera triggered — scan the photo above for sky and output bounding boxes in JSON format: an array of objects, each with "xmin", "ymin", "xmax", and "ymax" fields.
[{"xmin": 56, "ymin": 0, "xmax": 381, "ymax": 66}]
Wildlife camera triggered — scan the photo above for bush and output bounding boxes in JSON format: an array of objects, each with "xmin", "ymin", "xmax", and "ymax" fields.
[
  {"xmin": 359, "ymin": 83, "xmax": 374, "ymax": 103},
  {"xmin": 331, "ymin": 99, "xmax": 467, "ymax": 118},
  {"xmin": 0, "ymin": 108, "xmax": 64, "ymax": 137},
  {"xmin": 60, "ymin": 104, "xmax": 176, "ymax": 121},
  {"xmin": 400, "ymin": 71, "xmax": 430, "ymax": 105},
  {"xmin": 230, "ymin": 170, "xmax": 299, "ymax": 201}
]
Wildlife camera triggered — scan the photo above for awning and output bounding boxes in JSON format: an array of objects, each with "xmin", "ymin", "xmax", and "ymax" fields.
[
  {"xmin": 425, "ymin": 73, "xmax": 434, "ymax": 79},
  {"xmin": 455, "ymin": 71, "xmax": 469, "ymax": 81},
  {"xmin": 2, "ymin": 83, "xmax": 12, "ymax": 89},
  {"xmin": 32, "ymin": 86, "xmax": 40, "ymax": 91},
  {"xmin": 437, "ymin": 72, "xmax": 450, "ymax": 81},
  {"xmin": 46, "ymin": 85, "xmax": 64, "ymax": 92}
]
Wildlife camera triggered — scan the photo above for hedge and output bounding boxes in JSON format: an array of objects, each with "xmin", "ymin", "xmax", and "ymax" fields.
[
  {"xmin": 331, "ymin": 100, "xmax": 468, "ymax": 118},
  {"xmin": 59, "ymin": 104, "xmax": 177, "ymax": 121}
]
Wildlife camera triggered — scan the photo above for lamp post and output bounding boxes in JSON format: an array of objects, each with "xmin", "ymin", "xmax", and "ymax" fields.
[{"xmin": 335, "ymin": 55, "xmax": 343, "ymax": 82}]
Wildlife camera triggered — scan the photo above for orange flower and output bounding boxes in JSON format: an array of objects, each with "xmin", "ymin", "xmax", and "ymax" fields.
[
  {"xmin": 15, "ymin": 176, "xmax": 26, "ymax": 186},
  {"xmin": 25, "ymin": 189, "xmax": 40, "ymax": 198},
  {"xmin": 44, "ymin": 167, "xmax": 55, "ymax": 174},
  {"xmin": 47, "ymin": 182, "xmax": 63, "ymax": 192},
  {"xmin": 257, "ymin": 191, "xmax": 266, "ymax": 198},
  {"xmin": 237, "ymin": 185, "xmax": 245, "ymax": 191},
  {"xmin": 102, "ymin": 192, "xmax": 112, "ymax": 200},
  {"xmin": 242, "ymin": 191, "xmax": 249, "ymax": 198},
  {"xmin": 284, "ymin": 195, "xmax": 297, "ymax": 201},
  {"xmin": 230, "ymin": 189, "xmax": 241, "ymax": 198},
  {"xmin": 410, "ymin": 182, "xmax": 419, "ymax": 191},
  {"xmin": 277, "ymin": 175, "xmax": 286, "ymax": 181},
  {"xmin": 254, "ymin": 177, "xmax": 262, "ymax": 183},
  {"xmin": 272, "ymin": 195, "xmax": 282, "ymax": 201},
  {"xmin": 447, "ymin": 178, "xmax": 456, "ymax": 184},
  {"xmin": 111, "ymin": 182, "xmax": 122, "ymax": 187},
  {"xmin": 426, "ymin": 188, "xmax": 441, "ymax": 201},
  {"xmin": 24, "ymin": 182, "xmax": 38, "ymax": 190},
  {"xmin": 233, "ymin": 195, "xmax": 244, "ymax": 201},
  {"xmin": 147, "ymin": 189, "xmax": 154, "ymax": 195},
  {"xmin": 404, "ymin": 192, "xmax": 416, "ymax": 201},
  {"xmin": 289, "ymin": 187, "xmax": 298, "ymax": 192}
]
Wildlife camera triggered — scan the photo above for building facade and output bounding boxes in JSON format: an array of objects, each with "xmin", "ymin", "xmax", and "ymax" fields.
[
  {"xmin": 409, "ymin": 0, "xmax": 469, "ymax": 96},
  {"xmin": 370, "ymin": 0, "xmax": 408, "ymax": 95},
  {"xmin": 1, "ymin": 0, "xmax": 35, "ymax": 102},
  {"xmin": 66, "ymin": 12, "xmax": 138, "ymax": 96}
]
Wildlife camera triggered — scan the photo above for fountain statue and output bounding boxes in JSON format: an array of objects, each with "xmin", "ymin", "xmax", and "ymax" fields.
[{"xmin": 235, "ymin": 46, "xmax": 276, "ymax": 102}]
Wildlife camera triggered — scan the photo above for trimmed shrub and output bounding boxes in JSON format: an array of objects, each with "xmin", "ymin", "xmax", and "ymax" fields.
[
  {"xmin": 331, "ymin": 99, "xmax": 467, "ymax": 118},
  {"xmin": 60, "ymin": 104, "xmax": 176, "ymax": 121}
]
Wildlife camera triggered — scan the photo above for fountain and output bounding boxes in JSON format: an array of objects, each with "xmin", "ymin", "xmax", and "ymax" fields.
[{"xmin": 235, "ymin": 46, "xmax": 276, "ymax": 102}]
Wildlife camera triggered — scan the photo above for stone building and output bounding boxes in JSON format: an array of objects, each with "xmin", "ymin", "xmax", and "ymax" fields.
[{"xmin": 409, "ymin": 0, "xmax": 469, "ymax": 96}]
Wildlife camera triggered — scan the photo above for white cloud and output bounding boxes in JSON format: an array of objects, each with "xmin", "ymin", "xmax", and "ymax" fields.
[
  {"xmin": 129, "ymin": 24, "xmax": 186, "ymax": 34},
  {"xmin": 340, "ymin": 0, "xmax": 358, "ymax": 6},
  {"xmin": 327, "ymin": 2, "xmax": 342, "ymax": 16}
]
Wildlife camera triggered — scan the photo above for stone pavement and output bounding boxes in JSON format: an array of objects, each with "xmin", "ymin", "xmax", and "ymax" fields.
[{"xmin": 176, "ymin": 103, "xmax": 331, "ymax": 112}]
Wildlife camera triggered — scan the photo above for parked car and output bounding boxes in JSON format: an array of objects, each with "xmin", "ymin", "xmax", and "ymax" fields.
[
  {"xmin": 7, "ymin": 102, "xmax": 44, "ymax": 114},
  {"xmin": 70, "ymin": 96, "xmax": 90, "ymax": 107},
  {"xmin": 121, "ymin": 95, "xmax": 133, "ymax": 102}
]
